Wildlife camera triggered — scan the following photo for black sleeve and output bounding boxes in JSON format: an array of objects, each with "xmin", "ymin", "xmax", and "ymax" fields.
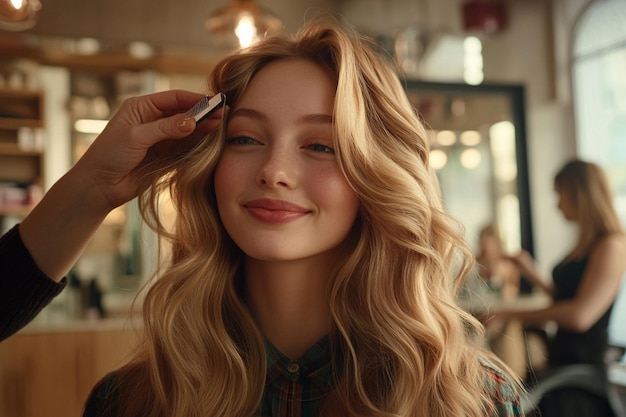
[{"xmin": 0, "ymin": 224, "xmax": 67, "ymax": 341}]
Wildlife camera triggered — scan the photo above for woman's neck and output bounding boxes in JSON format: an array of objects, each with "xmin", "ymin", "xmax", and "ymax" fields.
[{"xmin": 243, "ymin": 255, "xmax": 335, "ymax": 359}]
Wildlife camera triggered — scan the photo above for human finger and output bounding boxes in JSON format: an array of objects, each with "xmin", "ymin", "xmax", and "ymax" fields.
[
  {"xmin": 142, "ymin": 89, "xmax": 208, "ymax": 118},
  {"xmin": 110, "ymin": 90, "xmax": 221, "ymax": 132},
  {"xmin": 127, "ymin": 105, "xmax": 226, "ymax": 152}
]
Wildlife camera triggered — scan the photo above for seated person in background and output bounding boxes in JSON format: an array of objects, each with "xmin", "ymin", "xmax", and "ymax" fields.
[
  {"xmin": 476, "ymin": 224, "xmax": 521, "ymax": 301},
  {"xmin": 486, "ymin": 159, "xmax": 626, "ymax": 417},
  {"xmin": 476, "ymin": 224, "xmax": 527, "ymax": 379}
]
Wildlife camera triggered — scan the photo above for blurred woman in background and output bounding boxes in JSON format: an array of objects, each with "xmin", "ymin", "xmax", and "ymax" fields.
[{"xmin": 487, "ymin": 159, "xmax": 626, "ymax": 416}]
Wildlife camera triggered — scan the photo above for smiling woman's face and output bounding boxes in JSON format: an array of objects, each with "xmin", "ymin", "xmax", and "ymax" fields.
[{"xmin": 213, "ymin": 59, "xmax": 360, "ymax": 263}]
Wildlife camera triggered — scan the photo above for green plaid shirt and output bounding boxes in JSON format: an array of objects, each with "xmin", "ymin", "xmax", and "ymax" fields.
[
  {"xmin": 258, "ymin": 337, "xmax": 337, "ymax": 417},
  {"xmin": 84, "ymin": 338, "xmax": 522, "ymax": 417},
  {"xmin": 257, "ymin": 337, "xmax": 522, "ymax": 417}
]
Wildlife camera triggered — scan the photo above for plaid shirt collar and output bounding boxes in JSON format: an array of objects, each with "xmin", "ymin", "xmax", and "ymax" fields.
[{"xmin": 258, "ymin": 335, "xmax": 339, "ymax": 417}]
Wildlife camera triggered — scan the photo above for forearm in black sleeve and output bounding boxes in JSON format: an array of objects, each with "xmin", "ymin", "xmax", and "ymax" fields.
[{"xmin": 0, "ymin": 224, "xmax": 66, "ymax": 341}]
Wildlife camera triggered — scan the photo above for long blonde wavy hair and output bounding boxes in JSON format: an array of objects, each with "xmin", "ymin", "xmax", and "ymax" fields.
[
  {"xmin": 112, "ymin": 21, "xmax": 508, "ymax": 417},
  {"xmin": 554, "ymin": 159, "xmax": 623, "ymax": 261}
]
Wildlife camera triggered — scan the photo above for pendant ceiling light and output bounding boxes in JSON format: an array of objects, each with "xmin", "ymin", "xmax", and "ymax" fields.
[
  {"xmin": 205, "ymin": 0, "xmax": 282, "ymax": 49},
  {"xmin": 0, "ymin": 0, "xmax": 41, "ymax": 31}
]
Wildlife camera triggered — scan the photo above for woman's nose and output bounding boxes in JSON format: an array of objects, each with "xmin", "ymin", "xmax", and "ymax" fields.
[{"xmin": 255, "ymin": 146, "xmax": 296, "ymax": 188}]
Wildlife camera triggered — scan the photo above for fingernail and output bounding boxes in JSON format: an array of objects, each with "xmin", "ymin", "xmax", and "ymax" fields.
[{"xmin": 177, "ymin": 116, "xmax": 195, "ymax": 132}]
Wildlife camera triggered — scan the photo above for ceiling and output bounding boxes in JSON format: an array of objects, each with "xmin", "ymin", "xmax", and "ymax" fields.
[
  {"xmin": 26, "ymin": 0, "xmax": 341, "ymax": 49},
  {"xmin": 0, "ymin": 0, "xmax": 347, "ymax": 73},
  {"xmin": 0, "ymin": 0, "xmax": 467, "ymax": 75},
  {"xmin": 13, "ymin": 0, "xmax": 464, "ymax": 49}
]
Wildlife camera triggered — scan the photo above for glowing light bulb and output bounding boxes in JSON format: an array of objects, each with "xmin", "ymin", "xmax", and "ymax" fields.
[
  {"xmin": 235, "ymin": 14, "xmax": 257, "ymax": 48},
  {"xmin": 436, "ymin": 130, "xmax": 457, "ymax": 146},
  {"xmin": 430, "ymin": 149, "xmax": 448, "ymax": 170},
  {"xmin": 0, "ymin": 0, "xmax": 41, "ymax": 31},
  {"xmin": 460, "ymin": 148, "xmax": 481, "ymax": 169}
]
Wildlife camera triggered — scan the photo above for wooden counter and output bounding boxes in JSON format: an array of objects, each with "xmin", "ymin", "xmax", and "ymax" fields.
[{"xmin": 0, "ymin": 319, "xmax": 141, "ymax": 417}]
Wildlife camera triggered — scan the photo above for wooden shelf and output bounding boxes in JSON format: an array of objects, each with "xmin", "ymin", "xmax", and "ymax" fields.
[
  {"xmin": 0, "ymin": 142, "xmax": 43, "ymax": 155},
  {"xmin": 0, "ymin": 89, "xmax": 44, "ymax": 208},
  {"xmin": 0, "ymin": 89, "xmax": 42, "ymax": 118},
  {"xmin": 0, "ymin": 87, "xmax": 41, "ymax": 98},
  {"xmin": 0, "ymin": 118, "xmax": 44, "ymax": 129},
  {"xmin": 0, "ymin": 33, "xmax": 220, "ymax": 75}
]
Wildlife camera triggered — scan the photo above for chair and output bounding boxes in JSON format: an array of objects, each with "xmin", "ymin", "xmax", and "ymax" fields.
[{"xmin": 520, "ymin": 363, "xmax": 626, "ymax": 417}]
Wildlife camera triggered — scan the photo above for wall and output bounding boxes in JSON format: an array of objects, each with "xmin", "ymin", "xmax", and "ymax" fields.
[
  {"xmin": 477, "ymin": 0, "xmax": 579, "ymax": 274},
  {"xmin": 477, "ymin": 0, "xmax": 594, "ymax": 276},
  {"xmin": 532, "ymin": 0, "xmax": 593, "ymax": 274},
  {"xmin": 338, "ymin": 0, "xmax": 584, "ymax": 275},
  {"xmin": 471, "ymin": 0, "xmax": 592, "ymax": 276}
]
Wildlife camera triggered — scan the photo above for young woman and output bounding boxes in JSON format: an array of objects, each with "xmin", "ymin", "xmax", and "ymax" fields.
[
  {"xmin": 488, "ymin": 159, "xmax": 626, "ymax": 416},
  {"xmin": 79, "ymin": 22, "xmax": 520, "ymax": 417},
  {"xmin": 1, "ymin": 21, "xmax": 521, "ymax": 416}
]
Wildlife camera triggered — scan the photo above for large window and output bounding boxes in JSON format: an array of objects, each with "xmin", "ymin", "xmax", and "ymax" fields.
[{"xmin": 573, "ymin": 0, "xmax": 626, "ymax": 224}]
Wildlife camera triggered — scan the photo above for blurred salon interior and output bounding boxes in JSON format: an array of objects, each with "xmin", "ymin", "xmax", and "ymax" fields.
[{"xmin": 0, "ymin": 0, "xmax": 625, "ymax": 416}]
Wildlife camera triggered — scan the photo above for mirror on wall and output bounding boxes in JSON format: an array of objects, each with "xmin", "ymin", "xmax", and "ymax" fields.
[
  {"xmin": 404, "ymin": 81, "xmax": 533, "ymax": 265},
  {"xmin": 67, "ymin": 70, "xmax": 158, "ymax": 303},
  {"xmin": 65, "ymin": 69, "xmax": 208, "ymax": 317}
]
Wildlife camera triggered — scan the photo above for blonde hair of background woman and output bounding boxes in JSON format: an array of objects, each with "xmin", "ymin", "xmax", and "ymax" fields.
[
  {"xmin": 112, "ymin": 21, "xmax": 515, "ymax": 417},
  {"xmin": 554, "ymin": 159, "xmax": 623, "ymax": 261}
]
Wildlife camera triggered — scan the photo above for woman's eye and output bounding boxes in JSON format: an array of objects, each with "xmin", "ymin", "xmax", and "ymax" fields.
[
  {"xmin": 306, "ymin": 143, "xmax": 335, "ymax": 154},
  {"xmin": 225, "ymin": 136, "xmax": 259, "ymax": 145}
]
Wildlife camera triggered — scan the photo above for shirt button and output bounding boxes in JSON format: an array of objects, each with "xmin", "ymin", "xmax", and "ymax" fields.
[{"xmin": 287, "ymin": 361, "xmax": 300, "ymax": 374}]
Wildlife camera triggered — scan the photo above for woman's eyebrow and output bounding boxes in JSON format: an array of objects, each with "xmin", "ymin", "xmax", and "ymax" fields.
[
  {"xmin": 229, "ymin": 108, "xmax": 266, "ymax": 121},
  {"xmin": 229, "ymin": 108, "xmax": 333, "ymax": 125},
  {"xmin": 298, "ymin": 113, "xmax": 334, "ymax": 124}
]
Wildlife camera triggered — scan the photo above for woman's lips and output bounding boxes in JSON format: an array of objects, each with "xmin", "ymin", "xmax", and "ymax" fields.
[{"xmin": 243, "ymin": 198, "xmax": 310, "ymax": 224}]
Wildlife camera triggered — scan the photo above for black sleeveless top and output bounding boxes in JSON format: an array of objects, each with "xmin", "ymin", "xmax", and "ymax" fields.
[{"xmin": 548, "ymin": 255, "xmax": 613, "ymax": 367}]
